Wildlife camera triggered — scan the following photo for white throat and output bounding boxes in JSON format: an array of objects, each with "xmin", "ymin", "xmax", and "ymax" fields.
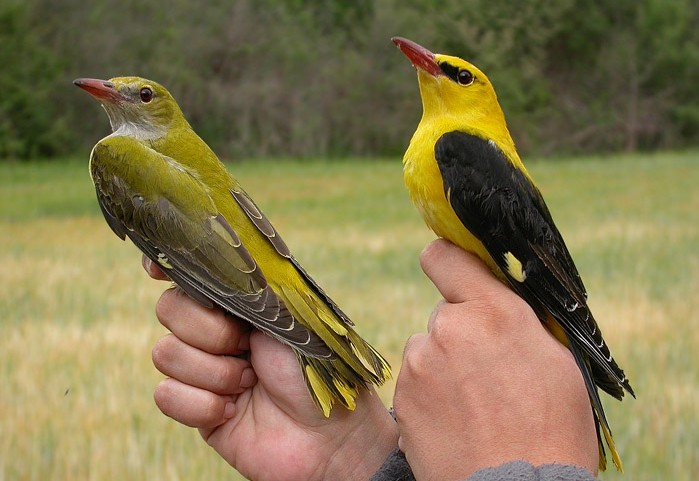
[{"xmin": 102, "ymin": 104, "xmax": 167, "ymax": 142}]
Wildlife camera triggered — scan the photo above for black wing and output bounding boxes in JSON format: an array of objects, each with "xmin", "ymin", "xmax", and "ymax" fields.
[{"xmin": 434, "ymin": 131, "xmax": 633, "ymax": 399}]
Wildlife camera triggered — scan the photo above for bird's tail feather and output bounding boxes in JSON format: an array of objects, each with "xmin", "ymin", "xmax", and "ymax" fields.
[
  {"xmin": 295, "ymin": 330, "xmax": 391, "ymax": 416},
  {"xmin": 346, "ymin": 328, "xmax": 392, "ymax": 383},
  {"xmin": 280, "ymin": 283, "xmax": 391, "ymax": 416},
  {"xmin": 298, "ymin": 353, "xmax": 360, "ymax": 416},
  {"xmin": 568, "ymin": 338, "xmax": 623, "ymax": 472}
]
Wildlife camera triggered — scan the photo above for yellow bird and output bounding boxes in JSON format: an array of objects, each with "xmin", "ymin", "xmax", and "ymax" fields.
[{"xmin": 392, "ymin": 37, "xmax": 633, "ymax": 471}]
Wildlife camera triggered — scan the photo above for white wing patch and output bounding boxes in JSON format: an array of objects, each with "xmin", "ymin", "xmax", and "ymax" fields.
[
  {"xmin": 504, "ymin": 251, "xmax": 527, "ymax": 282},
  {"xmin": 156, "ymin": 252, "xmax": 173, "ymax": 270}
]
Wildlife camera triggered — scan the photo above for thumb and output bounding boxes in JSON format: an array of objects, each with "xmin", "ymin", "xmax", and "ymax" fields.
[{"xmin": 419, "ymin": 239, "xmax": 508, "ymax": 304}]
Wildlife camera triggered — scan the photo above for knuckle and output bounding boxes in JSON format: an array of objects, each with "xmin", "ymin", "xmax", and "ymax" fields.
[
  {"xmin": 493, "ymin": 294, "xmax": 538, "ymax": 333},
  {"xmin": 211, "ymin": 315, "xmax": 236, "ymax": 354},
  {"xmin": 401, "ymin": 334, "xmax": 428, "ymax": 377},
  {"xmin": 470, "ymin": 287, "xmax": 503, "ymax": 313},
  {"xmin": 201, "ymin": 394, "xmax": 223, "ymax": 424},
  {"xmin": 210, "ymin": 361, "xmax": 236, "ymax": 392},
  {"xmin": 392, "ymin": 390, "xmax": 406, "ymax": 420},
  {"xmin": 470, "ymin": 289, "xmax": 536, "ymax": 334},
  {"xmin": 402, "ymin": 333, "xmax": 420, "ymax": 358},
  {"xmin": 428, "ymin": 303, "xmax": 463, "ymax": 343}
]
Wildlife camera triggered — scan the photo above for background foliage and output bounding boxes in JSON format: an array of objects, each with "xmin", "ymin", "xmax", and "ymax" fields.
[
  {"xmin": 3, "ymin": 1, "xmax": 698, "ymax": 478},
  {"xmin": 2, "ymin": 0, "xmax": 698, "ymax": 160}
]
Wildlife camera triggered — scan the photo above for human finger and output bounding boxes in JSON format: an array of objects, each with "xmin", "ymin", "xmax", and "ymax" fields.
[
  {"xmin": 393, "ymin": 332, "xmax": 429, "ymax": 452},
  {"xmin": 425, "ymin": 299, "xmax": 447, "ymax": 333},
  {"xmin": 401, "ymin": 332, "xmax": 428, "ymax": 364},
  {"xmin": 142, "ymin": 255, "xmax": 170, "ymax": 281},
  {"xmin": 152, "ymin": 333, "xmax": 257, "ymax": 395},
  {"xmin": 419, "ymin": 239, "xmax": 509, "ymax": 304},
  {"xmin": 154, "ymin": 377, "xmax": 237, "ymax": 429},
  {"xmin": 155, "ymin": 287, "xmax": 251, "ymax": 355}
]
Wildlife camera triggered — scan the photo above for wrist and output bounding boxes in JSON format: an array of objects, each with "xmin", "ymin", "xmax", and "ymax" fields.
[{"xmin": 322, "ymin": 394, "xmax": 398, "ymax": 480}]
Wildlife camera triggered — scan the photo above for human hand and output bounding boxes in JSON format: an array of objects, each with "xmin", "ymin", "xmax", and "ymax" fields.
[
  {"xmin": 144, "ymin": 256, "xmax": 398, "ymax": 481},
  {"xmin": 393, "ymin": 240, "xmax": 598, "ymax": 481}
]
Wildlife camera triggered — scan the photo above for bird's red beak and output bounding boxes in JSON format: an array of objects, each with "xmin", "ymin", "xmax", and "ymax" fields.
[
  {"xmin": 73, "ymin": 78, "xmax": 124, "ymax": 103},
  {"xmin": 392, "ymin": 37, "xmax": 442, "ymax": 78}
]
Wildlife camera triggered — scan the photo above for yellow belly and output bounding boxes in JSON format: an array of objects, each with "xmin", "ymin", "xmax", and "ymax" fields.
[{"xmin": 403, "ymin": 139, "xmax": 503, "ymax": 279}]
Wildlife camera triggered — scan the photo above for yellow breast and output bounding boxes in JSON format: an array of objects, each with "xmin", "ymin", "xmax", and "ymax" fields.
[{"xmin": 403, "ymin": 126, "xmax": 502, "ymax": 277}]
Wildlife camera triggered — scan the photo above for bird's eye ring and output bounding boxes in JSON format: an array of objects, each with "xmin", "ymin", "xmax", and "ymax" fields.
[
  {"xmin": 139, "ymin": 87, "xmax": 154, "ymax": 103},
  {"xmin": 457, "ymin": 69, "xmax": 475, "ymax": 86}
]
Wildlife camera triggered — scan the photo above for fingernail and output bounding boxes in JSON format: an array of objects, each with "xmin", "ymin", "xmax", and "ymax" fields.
[
  {"xmin": 240, "ymin": 367, "xmax": 257, "ymax": 388},
  {"xmin": 142, "ymin": 256, "xmax": 152, "ymax": 272},
  {"xmin": 223, "ymin": 401, "xmax": 236, "ymax": 419}
]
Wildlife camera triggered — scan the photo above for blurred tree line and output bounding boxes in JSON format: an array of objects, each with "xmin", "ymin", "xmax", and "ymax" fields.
[{"xmin": 1, "ymin": 0, "xmax": 698, "ymax": 160}]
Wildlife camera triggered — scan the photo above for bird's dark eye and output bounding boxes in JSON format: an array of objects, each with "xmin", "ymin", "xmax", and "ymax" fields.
[
  {"xmin": 139, "ymin": 87, "xmax": 154, "ymax": 103},
  {"xmin": 457, "ymin": 69, "xmax": 475, "ymax": 86}
]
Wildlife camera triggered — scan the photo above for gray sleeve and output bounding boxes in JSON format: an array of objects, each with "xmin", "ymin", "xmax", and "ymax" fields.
[
  {"xmin": 369, "ymin": 447, "xmax": 416, "ymax": 481},
  {"xmin": 369, "ymin": 453, "xmax": 598, "ymax": 481},
  {"xmin": 465, "ymin": 461, "xmax": 598, "ymax": 481}
]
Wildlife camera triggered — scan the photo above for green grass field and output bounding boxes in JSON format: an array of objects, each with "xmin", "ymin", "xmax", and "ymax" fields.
[{"xmin": 1, "ymin": 152, "xmax": 697, "ymax": 480}]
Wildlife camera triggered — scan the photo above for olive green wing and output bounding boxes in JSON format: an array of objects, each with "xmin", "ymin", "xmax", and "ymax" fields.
[
  {"xmin": 229, "ymin": 186, "xmax": 355, "ymax": 328},
  {"xmin": 89, "ymin": 136, "xmax": 332, "ymax": 356},
  {"xmin": 229, "ymin": 185, "xmax": 391, "ymax": 381}
]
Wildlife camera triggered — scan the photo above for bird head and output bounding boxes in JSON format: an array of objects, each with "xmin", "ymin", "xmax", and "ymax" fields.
[
  {"xmin": 392, "ymin": 37, "xmax": 508, "ymax": 137},
  {"xmin": 74, "ymin": 76, "xmax": 187, "ymax": 140}
]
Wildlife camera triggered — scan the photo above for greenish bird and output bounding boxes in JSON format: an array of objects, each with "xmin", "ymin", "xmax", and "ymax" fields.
[{"xmin": 74, "ymin": 76, "xmax": 391, "ymax": 416}]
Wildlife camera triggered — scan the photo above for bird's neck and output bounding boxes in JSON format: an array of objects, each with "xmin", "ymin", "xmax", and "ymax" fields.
[
  {"xmin": 152, "ymin": 124, "xmax": 234, "ymax": 190},
  {"xmin": 108, "ymin": 120, "xmax": 167, "ymax": 143}
]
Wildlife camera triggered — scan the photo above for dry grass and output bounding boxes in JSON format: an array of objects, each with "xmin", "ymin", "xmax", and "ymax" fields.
[{"xmin": 1, "ymin": 152, "xmax": 698, "ymax": 480}]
